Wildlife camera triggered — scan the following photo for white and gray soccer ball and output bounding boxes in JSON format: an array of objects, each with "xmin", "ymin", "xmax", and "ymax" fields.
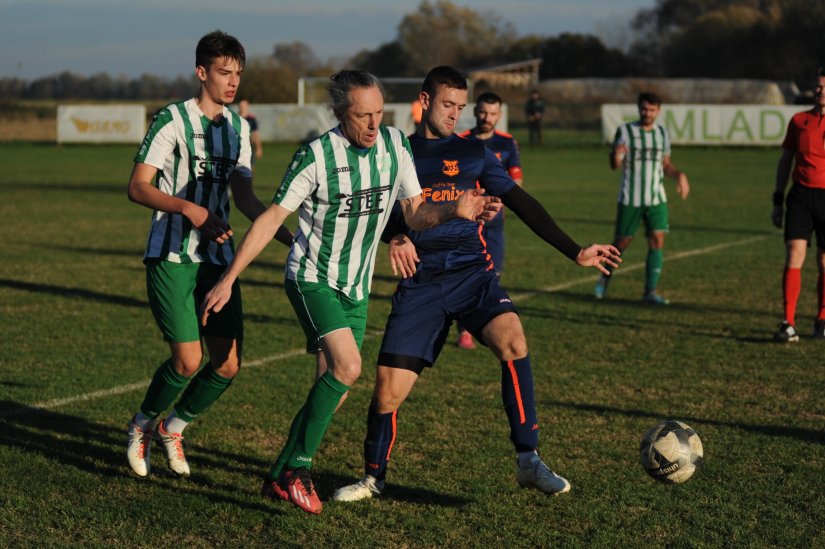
[{"xmin": 639, "ymin": 420, "xmax": 703, "ymax": 484}]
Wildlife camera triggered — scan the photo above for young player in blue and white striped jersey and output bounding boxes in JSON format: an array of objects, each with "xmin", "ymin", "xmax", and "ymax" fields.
[{"xmin": 125, "ymin": 30, "xmax": 292, "ymax": 480}]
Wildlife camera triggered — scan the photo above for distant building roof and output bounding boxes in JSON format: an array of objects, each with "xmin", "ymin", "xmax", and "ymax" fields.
[{"xmin": 468, "ymin": 59, "xmax": 542, "ymax": 90}]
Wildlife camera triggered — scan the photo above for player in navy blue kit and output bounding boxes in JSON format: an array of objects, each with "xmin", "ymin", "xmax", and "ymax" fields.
[
  {"xmin": 455, "ymin": 91, "xmax": 523, "ymax": 349},
  {"xmin": 333, "ymin": 66, "xmax": 621, "ymax": 503}
]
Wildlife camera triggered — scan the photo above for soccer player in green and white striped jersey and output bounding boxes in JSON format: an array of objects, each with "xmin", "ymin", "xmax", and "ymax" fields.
[
  {"xmin": 595, "ymin": 92, "xmax": 690, "ymax": 304},
  {"xmin": 201, "ymin": 69, "xmax": 500, "ymax": 514},
  {"xmin": 125, "ymin": 30, "xmax": 292, "ymax": 480}
]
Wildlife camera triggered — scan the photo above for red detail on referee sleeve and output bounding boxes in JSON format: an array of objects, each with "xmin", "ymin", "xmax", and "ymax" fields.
[
  {"xmin": 506, "ymin": 360, "xmax": 526, "ymax": 424},
  {"xmin": 386, "ymin": 410, "xmax": 398, "ymax": 461},
  {"xmin": 509, "ymin": 166, "xmax": 523, "ymax": 180}
]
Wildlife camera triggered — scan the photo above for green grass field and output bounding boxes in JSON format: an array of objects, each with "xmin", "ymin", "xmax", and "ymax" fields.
[{"xmin": 1, "ymin": 131, "xmax": 824, "ymax": 547}]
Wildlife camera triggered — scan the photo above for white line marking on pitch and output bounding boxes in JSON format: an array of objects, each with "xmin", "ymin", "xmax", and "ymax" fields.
[{"xmin": 0, "ymin": 234, "xmax": 768, "ymax": 418}]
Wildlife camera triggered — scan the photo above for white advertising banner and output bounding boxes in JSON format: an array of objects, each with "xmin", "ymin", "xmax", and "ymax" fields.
[
  {"xmin": 57, "ymin": 105, "xmax": 146, "ymax": 143},
  {"xmin": 601, "ymin": 104, "xmax": 811, "ymax": 146}
]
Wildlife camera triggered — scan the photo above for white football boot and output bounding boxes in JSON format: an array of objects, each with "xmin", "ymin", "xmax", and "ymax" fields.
[
  {"xmin": 516, "ymin": 454, "xmax": 571, "ymax": 495},
  {"xmin": 157, "ymin": 421, "xmax": 190, "ymax": 476},
  {"xmin": 126, "ymin": 415, "xmax": 155, "ymax": 477},
  {"xmin": 333, "ymin": 475, "xmax": 383, "ymax": 502}
]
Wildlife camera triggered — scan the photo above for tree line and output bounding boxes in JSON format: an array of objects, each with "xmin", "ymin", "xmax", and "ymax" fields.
[{"xmin": 2, "ymin": 0, "xmax": 823, "ymax": 103}]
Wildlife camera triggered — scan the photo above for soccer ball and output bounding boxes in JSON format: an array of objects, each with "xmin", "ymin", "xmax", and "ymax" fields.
[{"xmin": 639, "ymin": 420, "xmax": 703, "ymax": 484}]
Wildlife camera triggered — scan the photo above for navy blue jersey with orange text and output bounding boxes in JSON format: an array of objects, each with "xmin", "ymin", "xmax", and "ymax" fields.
[{"xmin": 389, "ymin": 133, "xmax": 516, "ymax": 273}]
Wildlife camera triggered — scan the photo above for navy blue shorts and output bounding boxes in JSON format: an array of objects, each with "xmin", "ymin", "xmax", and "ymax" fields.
[{"xmin": 378, "ymin": 265, "xmax": 518, "ymax": 373}]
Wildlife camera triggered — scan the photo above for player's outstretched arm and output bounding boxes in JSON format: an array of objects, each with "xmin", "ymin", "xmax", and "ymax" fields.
[
  {"xmin": 200, "ymin": 203, "xmax": 291, "ymax": 325},
  {"xmin": 230, "ymin": 173, "xmax": 294, "ymax": 247},
  {"xmin": 399, "ymin": 190, "xmax": 499, "ymax": 231},
  {"xmin": 575, "ymin": 244, "xmax": 622, "ymax": 276},
  {"xmin": 500, "ymin": 185, "xmax": 582, "ymax": 259}
]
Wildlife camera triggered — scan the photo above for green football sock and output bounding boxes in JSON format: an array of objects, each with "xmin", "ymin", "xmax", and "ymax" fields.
[
  {"xmin": 269, "ymin": 372, "xmax": 349, "ymax": 477},
  {"xmin": 140, "ymin": 358, "xmax": 190, "ymax": 419},
  {"xmin": 173, "ymin": 363, "xmax": 234, "ymax": 423},
  {"xmin": 645, "ymin": 248, "xmax": 664, "ymax": 294}
]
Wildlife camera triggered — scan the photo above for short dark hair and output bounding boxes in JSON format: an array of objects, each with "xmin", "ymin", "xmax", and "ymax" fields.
[
  {"xmin": 196, "ymin": 30, "xmax": 246, "ymax": 70},
  {"xmin": 637, "ymin": 92, "xmax": 662, "ymax": 107},
  {"xmin": 818, "ymin": 67, "xmax": 825, "ymax": 78},
  {"xmin": 476, "ymin": 92, "xmax": 502, "ymax": 106},
  {"xmin": 422, "ymin": 65, "xmax": 467, "ymax": 98},
  {"xmin": 328, "ymin": 70, "xmax": 384, "ymax": 121}
]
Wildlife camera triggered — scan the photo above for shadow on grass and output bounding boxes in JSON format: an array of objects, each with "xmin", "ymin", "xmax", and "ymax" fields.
[
  {"xmin": 0, "ymin": 278, "xmax": 146, "ymax": 308},
  {"xmin": 37, "ymin": 244, "xmax": 145, "ymax": 257},
  {"xmin": 0, "ymin": 276, "xmax": 309, "ymax": 325},
  {"xmin": 315, "ymin": 471, "xmax": 473, "ymax": 507},
  {"xmin": 514, "ymin": 288, "xmax": 773, "ymax": 317},
  {"xmin": 547, "ymin": 399, "xmax": 825, "ymax": 445},
  {"xmin": 0, "ymin": 402, "xmax": 283, "ymax": 513}
]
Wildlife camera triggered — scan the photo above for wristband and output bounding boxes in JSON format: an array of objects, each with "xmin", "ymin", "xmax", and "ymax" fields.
[{"xmin": 772, "ymin": 191, "xmax": 784, "ymax": 207}]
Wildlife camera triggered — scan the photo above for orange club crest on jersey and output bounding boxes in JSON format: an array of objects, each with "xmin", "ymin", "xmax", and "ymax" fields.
[{"xmin": 442, "ymin": 159, "xmax": 460, "ymax": 177}]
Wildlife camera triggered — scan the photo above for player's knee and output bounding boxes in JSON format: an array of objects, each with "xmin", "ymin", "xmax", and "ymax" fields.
[
  {"xmin": 173, "ymin": 355, "xmax": 202, "ymax": 377},
  {"xmin": 213, "ymin": 359, "xmax": 240, "ymax": 379},
  {"xmin": 498, "ymin": 337, "xmax": 528, "ymax": 361},
  {"xmin": 334, "ymin": 357, "xmax": 362, "ymax": 386},
  {"xmin": 372, "ymin": 391, "xmax": 403, "ymax": 413}
]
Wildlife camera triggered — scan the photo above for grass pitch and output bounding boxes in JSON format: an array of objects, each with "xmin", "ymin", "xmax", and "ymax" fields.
[{"xmin": 1, "ymin": 131, "xmax": 823, "ymax": 547}]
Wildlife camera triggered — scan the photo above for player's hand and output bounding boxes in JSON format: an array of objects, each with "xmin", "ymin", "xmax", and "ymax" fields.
[
  {"xmin": 613, "ymin": 144, "xmax": 628, "ymax": 164},
  {"xmin": 186, "ymin": 203, "xmax": 233, "ymax": 244},
  {"xmin": 675, "ymin": 173, "xmax": 690, "ymax": 200},
  {"xmin": 200, "ymin": 279, "xmax": 233, "ymax": 326},
  {"xmin": 477, "ymin": 196, "xmax": 502, "ymax": 224},
  {"xmin": 455, "ymin": 188, "xmax": 489, "ymax": 221},
  {"xmin": 771, "ymin": 205, "xmax": 783, "ymax": 229},
  {"xmin": 575, "ymin": 244, "xmax": 622, "ymax": 276},
  {"xmin": 387, "ymin": 234, "xmax": 419, "ymax": 278}
]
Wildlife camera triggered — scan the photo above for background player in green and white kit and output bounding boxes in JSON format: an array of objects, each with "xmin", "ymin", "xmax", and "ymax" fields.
[
  {"xmin": 200, "ymin": 70, "xmax": 499, "ymax": 514},
  {"xmin": 125, "ymin": 30, "xmax": 292, "ymax": 479},
  {"xmin": 594, "ymin": 92, "xmax": 690, "ymax": 304}
]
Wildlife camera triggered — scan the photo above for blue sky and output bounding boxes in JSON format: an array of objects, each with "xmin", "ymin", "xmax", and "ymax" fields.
[{"xmin": 0, "ymin": 0, "xmax": 653, "ymax": 80}]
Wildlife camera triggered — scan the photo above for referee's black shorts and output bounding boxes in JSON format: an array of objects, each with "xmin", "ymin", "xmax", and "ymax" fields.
[{"xmin": 785, "ymin": 184, "xmax": 825, "ymax": 248}]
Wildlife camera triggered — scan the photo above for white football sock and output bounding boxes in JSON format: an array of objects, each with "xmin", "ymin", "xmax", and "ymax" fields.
[
  {"xmin": 163, "ymin": 411, "xmax": 189, "ymax": 435},
  {"xmin": 133, "ymin": 412, "xmax": 155, "ymax": 431}
]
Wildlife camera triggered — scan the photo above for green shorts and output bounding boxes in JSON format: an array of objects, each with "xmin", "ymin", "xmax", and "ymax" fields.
[
  {"xmin": 615, "ymin": 202, "xmax": 670, "ymax": 238},
  {"xmin": 285, "ymin": 279, "xmax": 368, "ymax": 354},
  {"xmin": 146, "ymin": 260, "xmax": 243, "ymax": 343}
]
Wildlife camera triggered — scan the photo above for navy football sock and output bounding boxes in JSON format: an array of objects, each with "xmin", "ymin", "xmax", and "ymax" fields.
[
  {"xmin": 363, "ymin": 403, "xmax": 397, "ymax": 482},
  {"xmin": 501, "ymin": 356, "xmax": 539, "ymax": 452}
]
